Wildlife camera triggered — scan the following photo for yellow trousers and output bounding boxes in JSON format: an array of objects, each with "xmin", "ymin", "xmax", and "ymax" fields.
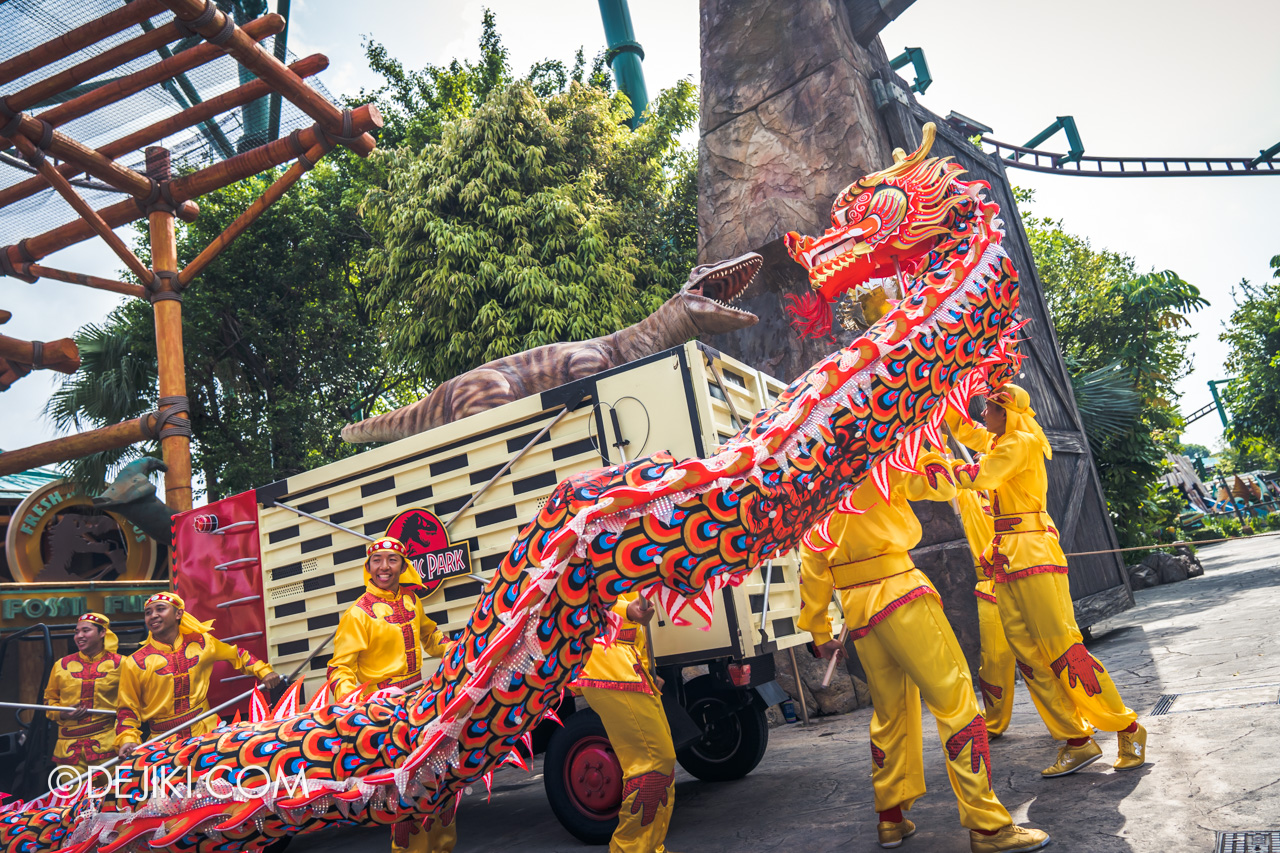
[
  {"xmin": 850, "ymin": 594, "xmax": 1011, "ymax": 832},
  {"xmin": 997, "ymin": 571, "xmax": 1137, "ymax": 738},
  {"xmin": 52, "ymin": 727, "xmax": 116, "ymax": 774},
  {"xmin": 393, "ymin": 810, "xmax": 457, "ymax": 853},
  {"xmin": 975, "ymin": 586, "xmax": 1015, "ymax": 737},
  {"xmin": 582, "ymin": 686, "xmax": 676, "ymax": 853}
]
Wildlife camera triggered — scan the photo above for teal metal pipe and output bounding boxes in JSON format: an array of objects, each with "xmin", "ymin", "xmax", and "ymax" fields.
[{"xmin": 597, "ymin": 0, "xmax": 649, "ymax": 128}]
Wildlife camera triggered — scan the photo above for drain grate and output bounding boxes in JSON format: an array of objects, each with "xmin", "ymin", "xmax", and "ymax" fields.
[
  {"xmin": 1150, "ymin": 694, "xmax": 1178, "ymax": 716},
  {"xmin": 1148, "ymin": 683, "xmax": 1280, "ymax": 717},
  {"xmin": 1217, "ymin": 831, "xmax": 1280, "ymax": 853}
]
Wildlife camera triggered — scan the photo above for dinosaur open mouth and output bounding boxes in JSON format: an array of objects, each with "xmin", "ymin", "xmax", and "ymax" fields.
[{"xmin": 686, "ymin": 253, "xmax": 762, "ymax": 311}]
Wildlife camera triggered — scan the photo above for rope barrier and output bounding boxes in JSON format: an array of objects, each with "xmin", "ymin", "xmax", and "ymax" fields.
[{"xmin": 1062, "ymin": 528, "xmax": 1280, "ymax": 558}]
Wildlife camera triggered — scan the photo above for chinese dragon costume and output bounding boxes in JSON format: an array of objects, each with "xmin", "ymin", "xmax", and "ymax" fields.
[{"xmin": 0, "ymin": 123, "xmax": 1028, "ymax": 853}]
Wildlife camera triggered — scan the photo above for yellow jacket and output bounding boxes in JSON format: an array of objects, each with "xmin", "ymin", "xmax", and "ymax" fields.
[
  {"xmin": 948, "ymin": 412, "xmax": 1068, "ymax": 581},
  {"xmin": 575, "ymin": 593, "xmax": 655, "ymax": 694},
  {"xmin": 798, "ymin": 451, "xmax": 957, "ymax": 646},
  {"xmin": 955, "ymin": 488, "xmax": 999, "ymax": 604},
  {"xmin": 44, "ymin": 650, "xmax": 121, "ymax": 742},
  {"xmin": 116, "ymin": 633, "xmax": 271, "ymax": 746},
  {"xmin": 328, "ymin": 585, "xmax": 451, "ymax": 701}
]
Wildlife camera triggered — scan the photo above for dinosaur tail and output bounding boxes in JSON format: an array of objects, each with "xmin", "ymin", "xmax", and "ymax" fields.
[{"xmin": 341, "ymin": 392, "xmax": 440, "ymax": 444}]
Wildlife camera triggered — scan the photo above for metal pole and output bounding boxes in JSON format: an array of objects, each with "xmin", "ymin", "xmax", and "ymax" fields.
[
  {"xmin": 445, "ymin": 406, "xmax": 572, "ymax": 533},
  {"xmin": 596, "ymin": 0, "xmax": 649, "ymax": 128},
  {"xmin": 268, "ymin": 500, "xmax": 374, "ymax": 541},
  {"xmin": 0, "ymin": 701, "xmax": 115, "ymax": 716},
  {"xmin": 757, "ymin": 558, "xmax": 774, "ymax": 644}
]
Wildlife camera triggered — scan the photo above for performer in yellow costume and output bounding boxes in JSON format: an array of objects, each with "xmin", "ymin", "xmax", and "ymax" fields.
[
  {"xmin": 117, "ymin": 592, "xmax": 279, "ymax": 757},
  {"xmin": 43, "ymin": 612, "xmax": 121, "ymax": 772},
  {"xmin": 799, "ymin": 452, "xmax": 1049, "ymax": 853},
  {"xmin": 574, "ymin": 592, "xmax": 676, "ymax": 853},
  {"xmin": 955, "ymin": 489, "xmax": 1015, "ymax": 738},
  {"xmin": 329, "ymin": 536, "xmax": 455, "ymax": 853},
  {"xmin": 949, "ymin": 384, "xmax": 1146, "ymax": 777}
]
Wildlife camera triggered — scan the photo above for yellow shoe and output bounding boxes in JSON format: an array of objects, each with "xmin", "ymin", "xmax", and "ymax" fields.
[
  {"xmin": 1041, "ymin": 739, "xmax": 1103, "ymax": 777},
  {"xmin": 1115, "ymin": 723, "xmax": 1147, "ymax": 770},
  {"xmin": 969, "ymin": 824, "xmax": 1051, "ymax": 853},
  {"xmin": 878, "ymin": 818, "xmax": 916, "ymax": 848}
]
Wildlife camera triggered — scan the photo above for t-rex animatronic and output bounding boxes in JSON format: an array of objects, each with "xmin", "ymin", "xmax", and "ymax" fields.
[
  {"xmin": 340, "ymin": 253, "xmax": 763, "ymax": 443},
  {"xmin": 0, "ymin": 124, "xmax": 1027, "ymax": 852}
]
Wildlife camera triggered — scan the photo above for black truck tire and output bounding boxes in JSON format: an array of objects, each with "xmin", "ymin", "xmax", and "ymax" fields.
[
  {"xmin": 676, "ymin": 674, "xmax": 769, "ymax": 782},
  {"xmin": 543, "ymin": 709, "xmax": 622, "ymax": 844}
]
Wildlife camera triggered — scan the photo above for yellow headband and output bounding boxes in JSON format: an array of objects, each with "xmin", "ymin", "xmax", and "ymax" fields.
[
  {"xmin": 77, "ymin": 611, "xmax": 118, "ymax": 653},
  {"xmin": 989, "ymin": 383, "xmax": 1051, "ymax": 460}
]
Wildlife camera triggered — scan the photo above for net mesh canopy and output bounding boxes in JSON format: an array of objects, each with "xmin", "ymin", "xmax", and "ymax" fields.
[{"xmin": 0, "ymin": 0, "xmax": 339, "ymax": 246}]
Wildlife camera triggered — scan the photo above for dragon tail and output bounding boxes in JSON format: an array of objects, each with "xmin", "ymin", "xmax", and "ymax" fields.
[{"xmin": 341, "ymin": 388, "xmax": 443, "ymax": 444}]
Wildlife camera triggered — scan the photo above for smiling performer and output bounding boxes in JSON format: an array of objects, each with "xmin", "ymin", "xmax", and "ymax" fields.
[
  {"xmin": 800, "ymin": 451, "xmax": 1049, "ymax": 853},
  {"xmin": 949, "ymin": 384, "xmax": 1146, "ymax": 777},
  {"xmin": 574, "ymin": 592, "xmax": 676, "ymax": 853},
  {"xmin": 328, "ymin": 536, "xmax": 456, "ymax": 853},
  {"xmin": 116, "ymin": 593, "xmax": 279, "ymax": 759},
  {"xmin": 955, "ymin": 489, "xmax": 1016, "ymax": 738},
  {"xmin": 43, "ymin": 613, "xmax": 122, "ymax": 772}
]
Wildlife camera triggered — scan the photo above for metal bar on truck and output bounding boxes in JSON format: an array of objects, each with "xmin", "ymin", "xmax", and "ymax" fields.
[
  {"xmin": 267, "ymin": 500, "xmax": 374, "ymax": 541},
  {"xmin": 445, "ymin": 405, "xmax": 573, "ymax": 533}
]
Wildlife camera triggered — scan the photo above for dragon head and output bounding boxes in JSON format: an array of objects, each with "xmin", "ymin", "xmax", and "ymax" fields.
[
  {"xmin": 783, "ymin": 123, "xmax": 991, "ymax": 338},
  {"xmin": 677, "ymin": 252, "xmax": 762, "ymax": 335}
]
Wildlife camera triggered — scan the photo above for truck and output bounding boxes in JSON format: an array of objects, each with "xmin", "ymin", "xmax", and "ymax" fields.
[{"xmin": 172, "ymin": 341, "xmax": 832, "ymax": 842}]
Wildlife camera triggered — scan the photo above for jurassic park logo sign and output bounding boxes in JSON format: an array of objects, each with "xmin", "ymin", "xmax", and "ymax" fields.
[{"xmin": 384, "ymin": 508, "xmax": 472, "ymax": 600}]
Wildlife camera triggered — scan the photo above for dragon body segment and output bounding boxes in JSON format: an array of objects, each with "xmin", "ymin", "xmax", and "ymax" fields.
[{"xmin": 0, "ymin": 125, "xmax": 1023, "ymax": 853}]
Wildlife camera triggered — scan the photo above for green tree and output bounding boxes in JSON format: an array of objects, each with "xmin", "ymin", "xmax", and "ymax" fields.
[
  {"xmin": 1220, "ymin": 254, "xmax": 1280, "ymax": 459},
  {"xmin": 1021, "ymin": 196, "xmax": 1208, "ymax": 547},
  {"xmin": 362, "ymin": 77, "xmax": 698, "ymax": 385},
  {"xmin": 47, "ymin": 163, "xmax": 412, "ymax": 498}
]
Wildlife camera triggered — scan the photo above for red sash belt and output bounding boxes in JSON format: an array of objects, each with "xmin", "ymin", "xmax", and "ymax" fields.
[
  {"xmin": 61, "ymin": 717, "xmax": 112, "ymax": 738},
  {"xmin": 150, "ymin": 705, "xmax": 208, "ymax": 733}
]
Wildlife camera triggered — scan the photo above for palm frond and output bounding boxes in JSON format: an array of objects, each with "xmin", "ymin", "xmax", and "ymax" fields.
[{"xmin": 1072, "ymin": 361, "xmax": 1143, "ymax": 447}]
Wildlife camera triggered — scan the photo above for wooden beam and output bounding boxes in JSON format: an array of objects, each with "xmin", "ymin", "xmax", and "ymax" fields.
[
  {"xmin": 0, "ymin": 417, "xmax": 153, "ymax": 478},
  {"xmin": 0, "ymin": 334, "xmax": 80, "ymax": 374},
  {"xmin": 12, "ymin": 263, "xmax": 148, "ymax": 299},
  {"xmin": 6, "ymin": 114, "xmax": 159, "ymax": 200},
  {"xmin": 0, "ymin": 310, "xmax": 10, "ymax": 324},
  {"xmin": 159, "ymin": 0, "xmax": 377, "ymax": 157},
  {"xmin": 179, "ymin": 140, "xmax": 329, "ymax": 286},
  {"xmin": 0, "ymin": 53, "xmax": 328, "ymax": 212},
  {"xmin": 168, "ymin": 105, "xmax": 381, "ymax": 200},
  {"xmin": 9, "ymin": 135, "xmax": 154, "ymax": 285},
  {"xmin": 0, "ymin": 0, "xmax": 167, "ymax": 88},
  {"xmin": 3, "ymin": 20, "xmax": 187, "ymax": 114},
  {"xmin": 146, "ymin": 147, "xmax": 192, "ymax": 512},
  {"xmin": 35, "ymin": 14, "xmax": 285, "ymax": 129},
  {"xmin": 14, "ymin": 106, "xmax": 379, "ymax": 263}
]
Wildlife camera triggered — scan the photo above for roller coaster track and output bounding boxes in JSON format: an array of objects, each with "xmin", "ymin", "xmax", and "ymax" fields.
[{"xmin": 981, "ymin": 137, "xmax": 1280, "ymax": 178}]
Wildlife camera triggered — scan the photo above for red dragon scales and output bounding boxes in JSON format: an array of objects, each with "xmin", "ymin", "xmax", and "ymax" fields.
[{"xmin": 0, "ymin": 122, "xmax": 1026, "ymax": 852}]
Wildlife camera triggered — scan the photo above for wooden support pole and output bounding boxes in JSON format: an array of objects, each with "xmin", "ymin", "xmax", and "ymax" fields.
[
  {"xmin": 3, "ymin": 20, "xmax": 187, "ymax": 114},
  {"xmin": 0, "ymin": 417, "xmax": 153, "ymax": 478},
  {"xmin": 8, "ymin": 135, "xmax": 154, "ymax": 285},
  {"xmin": 179, "ymin": 141, "xmax": 328, "ymax": 286},
  {"xmin": 11, "ymin": 263, "xmax": 148, "ymax": 299},
  {"xmin": 0, "ymin": 53, "xmax": 327, "ymax": 212},
  {"xmin": 0, "ymin": 310, "xmax": 10, "ymax": 324},
  {"xmin": 5, "ymin": 114, "xmax": 161, "ymax": 200},
  {"xmin": 146, "ymin": 147, "xmax": 192, "ymax": 513},
  {"xmin": 159, "ymin": 0, "xmax": 377, "ymax": 157},
  {"xmin": 35, "ymin": 15, "xmax": 286, "ymax": 129},
  {"xmin": 14, "ymin": 105, "xmax": 379, "ymax": 264},
  {"xmin": 0, "ymin": 0, "xmax": 167, "ymax": 88},
  {"xmin": 0, "ymin": 334, "xmax": 80, "ymax": 373}
]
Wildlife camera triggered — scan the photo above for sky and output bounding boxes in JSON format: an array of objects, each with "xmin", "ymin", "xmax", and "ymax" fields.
[{"xmin": 2, "ymin": 0, "xmax": 1276, "ymax": 462}]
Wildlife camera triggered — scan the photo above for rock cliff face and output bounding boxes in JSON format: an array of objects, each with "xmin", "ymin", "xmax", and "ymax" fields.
[
  {"xmin": 699, "ymin": 0, "xmax": 899, "ymax": 383},
  {"xmin": 697, "ymin": 0, "xmax": 982, "ymax": 681}
]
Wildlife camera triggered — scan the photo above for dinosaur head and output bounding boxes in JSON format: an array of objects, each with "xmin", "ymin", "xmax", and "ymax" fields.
[
  {"xmin": 678, "ymin": 252, "xmax": 761, "ymax": 335},
  {"xmin": 783, "ymin": 124, "xmax": 992, "ymax": 337},
  {"xmin": 93, "ymin": 457, "xmax": 167, "ymax": 507}
]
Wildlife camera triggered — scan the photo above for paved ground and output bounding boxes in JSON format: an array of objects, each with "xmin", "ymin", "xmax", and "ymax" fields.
[{"xmin": 300, "ymin": 537, "xmax": 1280, "ymax": 852}]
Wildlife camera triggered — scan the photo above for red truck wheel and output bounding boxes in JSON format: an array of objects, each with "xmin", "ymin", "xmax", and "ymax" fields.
[{"xmin": 543, "ymin": 709, "xmax": 622, "ymax": 843}]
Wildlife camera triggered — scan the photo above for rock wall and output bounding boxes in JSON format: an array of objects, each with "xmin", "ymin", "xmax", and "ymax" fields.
[{"xmin": 697, "ymin": 0, "xmax": 983, "ymax": 695}]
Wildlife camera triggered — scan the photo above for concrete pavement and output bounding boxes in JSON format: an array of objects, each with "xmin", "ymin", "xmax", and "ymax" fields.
[{"xmin": 297, "ymin": 536, "xmax": 1280, "ymax": 852}]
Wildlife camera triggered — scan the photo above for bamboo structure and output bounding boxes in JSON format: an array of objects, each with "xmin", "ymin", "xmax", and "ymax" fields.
[{"xmin": 0, "ymin": 3, "xmax": 382, "ymax": 507}]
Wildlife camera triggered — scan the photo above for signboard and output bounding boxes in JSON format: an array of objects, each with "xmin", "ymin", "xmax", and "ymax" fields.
[
  {"xmin": 4, "ymin": 479, "xmax": 158, "ymax": 584},
  {"xmin": 0, "ymin": 581, "xmax": 170, "ymax": 628},
  {"xmin": 384, "ymin": 508, "xmax": 472, "ymax": 600}
]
